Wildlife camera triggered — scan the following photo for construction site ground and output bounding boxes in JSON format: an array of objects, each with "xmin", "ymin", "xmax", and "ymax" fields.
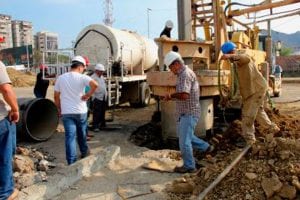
[{"xmin": 13, "ymin": 79, "xmax": 300, "ymax": 200}]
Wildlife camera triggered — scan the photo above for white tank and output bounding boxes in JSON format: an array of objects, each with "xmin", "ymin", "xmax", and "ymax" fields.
[{"xmin": 74, "ymin": 24, "xmax": 158, "ymax": 74}]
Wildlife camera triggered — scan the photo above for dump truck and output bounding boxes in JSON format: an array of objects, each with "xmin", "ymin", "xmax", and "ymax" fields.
[{"xmin": 147, "ymin": 0, "xmax": 300, "ymax": 140}]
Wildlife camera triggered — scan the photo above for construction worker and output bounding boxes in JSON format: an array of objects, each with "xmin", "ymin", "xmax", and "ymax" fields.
[
  {"xmin": 160, "ymin": 20, "xmax": 174, "ymax": 38},
  {"xmin": 91, "ymin": 64, "xmax": 107, "ymax": 132},
  {"xmin": 220, "ymin": 41, "xmax": 280, "ymax": 145},
  {"xmin": 33, "ymin": 65, "xmax": 53, "ymax": 98},
  {"xmin": 54, "ymin": 55, "xmax": 98, "ymax": 165},
  {"xmin": 0, "ymin": 60, "xmax": 19, "ymax": 200},
  {"xmin": 163, "ymin": 51, "xmax": 214, "ymax": 173}
]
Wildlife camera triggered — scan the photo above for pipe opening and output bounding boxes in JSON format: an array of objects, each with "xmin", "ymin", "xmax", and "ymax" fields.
[{"xmin": 18, "ymin": 98, "xmax": 59, "ymax": 141}]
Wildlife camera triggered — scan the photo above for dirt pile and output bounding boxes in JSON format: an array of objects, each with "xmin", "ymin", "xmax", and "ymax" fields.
[
  {"xmin": 7, "ymin": 68, "xmax": 36, "ymax": 87},
  {"xmin": 165, "ymin": 108, "xmax": 300, "ymax": 200}
]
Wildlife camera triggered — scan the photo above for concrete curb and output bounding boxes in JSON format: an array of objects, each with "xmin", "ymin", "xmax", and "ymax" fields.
[{"xmin": 18, "ymin": 145, "xmax": 120, "ymax": 200}]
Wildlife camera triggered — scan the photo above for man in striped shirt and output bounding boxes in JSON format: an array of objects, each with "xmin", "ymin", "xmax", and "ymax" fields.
[{"xmin": 163, "ymin": 51, "xmax": 213, "ymax": 173}]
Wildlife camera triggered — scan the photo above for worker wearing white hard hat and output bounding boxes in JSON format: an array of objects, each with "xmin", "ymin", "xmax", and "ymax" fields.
[
  {"xmin": 71, "ymin": 55, "xmax": 87, "ymax": 67},
  {"xmin": 54, "ymin": 55, "xmax": 98, "ymax": 165},
  {"xmin": 220, "ymin": 42, "xmax": 280, "ymax": 146},
  {"xmin": 91, "ymin": 63, "xmax": 107, "ymax": 132},
  {"xmin": 94, "ymin": 63, "xmax": 105, "ymax": 71},
  {"xmin": 162, "ymin": 51, "xmax": 214, "ymax": 173},
  {"xmin": 160, "ymin": 20, "xmax": 174, "ymax": 38}
]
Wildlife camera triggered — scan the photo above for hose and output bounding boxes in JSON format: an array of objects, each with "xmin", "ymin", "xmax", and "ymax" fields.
[
  {"xmin": 217, "ymin": 60, "xmax": 239, "ymax": 108},
  {"xmin": 224, "ymin": 2, "xmax": 262, "ymax": 18}
]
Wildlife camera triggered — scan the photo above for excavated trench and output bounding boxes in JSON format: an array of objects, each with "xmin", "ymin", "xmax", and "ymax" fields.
[{"xmin": 130, "ymin": 104, "xmax": 300, "ymax": 200}]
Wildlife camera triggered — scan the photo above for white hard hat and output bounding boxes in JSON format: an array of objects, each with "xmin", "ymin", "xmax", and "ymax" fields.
[
  {"xmin": 164, "ymin": 51, "xmax": 183, "ymax": 68},
  {"xmin": 165, "ymin": 20, "xmax": 174, "ymax": 29},
  {"xmin": 72, "ymin": 55, "xmax": 86, "ymax": 66},
  {"xmin": 95, "ymin": 63, "xmax": 105, "ymax": 71}
]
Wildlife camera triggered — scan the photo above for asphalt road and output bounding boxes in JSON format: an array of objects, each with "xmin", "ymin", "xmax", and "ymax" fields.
[{"xmin": 272, "ymin": 82, "xmax": 300, "ymax": 103}]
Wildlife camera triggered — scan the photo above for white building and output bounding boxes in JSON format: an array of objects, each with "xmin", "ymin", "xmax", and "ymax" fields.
[
  {"xmin": 35, "ymin": 31, "xmax": 58, "ymax": 52},
  {"xmin": 12, "ymin": 20, "xmax": 33, "ymax": 47},
  {"xmin": 0, "ymin": 14, "xmax": 13, "ymax": 49}
]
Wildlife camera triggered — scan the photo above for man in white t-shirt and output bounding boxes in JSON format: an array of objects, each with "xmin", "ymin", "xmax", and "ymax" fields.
[{"xmin": 54, "ymin": 56, "xmax": 98, "ymax": 165}]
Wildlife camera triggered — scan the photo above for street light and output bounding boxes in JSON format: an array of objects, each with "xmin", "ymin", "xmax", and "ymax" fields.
[{"xmin": 147, "ymin": 8, "xmax": 152, "ymax": 38}]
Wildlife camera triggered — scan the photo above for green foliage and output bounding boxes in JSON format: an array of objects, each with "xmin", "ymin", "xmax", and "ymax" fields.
[
  {"xmin": 280, "ymin": 46, "xmax": 293, "ymax": 56},
  {"xmin": 33, "ymin": 49, "xmax": 42, "ymax": 67}
]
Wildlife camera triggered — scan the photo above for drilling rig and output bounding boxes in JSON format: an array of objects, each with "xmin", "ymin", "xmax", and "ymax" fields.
[{"xmin": 147, "ymin": 0, "xmax": 300, "ymax": 140}]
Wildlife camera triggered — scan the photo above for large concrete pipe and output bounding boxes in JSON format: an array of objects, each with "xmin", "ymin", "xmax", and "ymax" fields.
[
  {"xmin": 74, "ymin": 24, "xmax": 158, "ymax": 74},
  {"xmin": 17, "ymin": 98, "xmax": 59, "ymax": 142}
]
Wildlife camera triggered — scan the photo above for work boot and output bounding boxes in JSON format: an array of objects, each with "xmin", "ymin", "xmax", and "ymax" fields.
[
  {"xmin": 173, "ymin": 166, "xmax": 197, "ymax": 173},
  {"xmin": 246, "ymin": 138, "xmax": 256, "ymax": 146},
  {"xmin": 270, "ymin": 124, "xmax": 280, "ymax": 134}
]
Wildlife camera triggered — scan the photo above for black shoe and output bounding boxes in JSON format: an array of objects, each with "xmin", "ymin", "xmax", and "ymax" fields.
[
  {"xmin": 92, "ymin": 128, "xmax": 100, "ymax": 132},
  {"xmin": 205, "ymin": 145, "xmax": 215, "ymax": 154},
  {"xmin": 173, "ymin": 166, "xmax": 197, "ymax": 173},
  {"xmin": 81, "ymin": 149, "xmax": 91, "ymax": 158}
]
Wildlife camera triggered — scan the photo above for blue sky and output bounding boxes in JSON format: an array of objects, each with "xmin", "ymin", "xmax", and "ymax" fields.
[{"xmin": 1, "ymin": 0, "xmax": 300, "ymax": 48}]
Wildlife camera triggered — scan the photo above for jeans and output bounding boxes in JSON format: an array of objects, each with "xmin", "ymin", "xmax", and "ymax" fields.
[
  {"xmin": 177, "ymin": 114, "xmax": 209, "ymax": 170},
  {"xmin": 62, "ymin": 113, "xmax": 89, "ymax": 165},
  {"xmin": 0, "ymin": 118, "xmax": 16, "ymax": 199}
]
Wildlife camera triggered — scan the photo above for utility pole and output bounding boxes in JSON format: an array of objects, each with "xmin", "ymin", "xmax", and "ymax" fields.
[
  {"xmin": 103, "ymin": 0, "xmax": 114, "ymax": 27},
  {"xmin": 147, "ymin": 8, "xmax": 152, "ymax": 38}
]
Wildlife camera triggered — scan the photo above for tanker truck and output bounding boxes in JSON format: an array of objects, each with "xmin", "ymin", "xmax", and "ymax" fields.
[{"xmin": 74, "ymin": 24, "xmax": 158, "ymax": 107}]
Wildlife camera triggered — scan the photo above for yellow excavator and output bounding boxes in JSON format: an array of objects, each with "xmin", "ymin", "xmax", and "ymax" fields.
[{"xmin": 147, "ymin": 0, "xmax": 300, "ymax": 140}]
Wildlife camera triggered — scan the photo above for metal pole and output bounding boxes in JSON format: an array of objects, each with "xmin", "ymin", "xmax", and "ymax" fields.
[
  {"xmin": 26, "ymin": 45, "xmax": 30, "ymax": 71},
  {"xmin": 196, "ymin": 145, "xmax": 251, "ymax": 200},
  {"xmin": 147, "ymin": 8, "xmax": 152, "ymax": 38}
]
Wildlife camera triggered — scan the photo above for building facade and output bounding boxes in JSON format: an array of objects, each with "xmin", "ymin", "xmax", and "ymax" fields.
[
  {"xmin": 35, "ymin": 31, "xmax": 58, "ymax": 52},
  {"xmin": 0, "ymin": 14, "xmax": 13, "ymax": 49},
  {"xmin": 12, "ymin": 20, "xmax": 33, "ymax": 47}
]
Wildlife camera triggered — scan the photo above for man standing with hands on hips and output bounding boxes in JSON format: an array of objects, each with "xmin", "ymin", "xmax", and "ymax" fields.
[
  {"xmin": 162, "ymin": 51, "xmax": 213, "ymax": 173},
  {"xmin": 54, "ymin": 55, "xmax": 98, "ymax": 165}
]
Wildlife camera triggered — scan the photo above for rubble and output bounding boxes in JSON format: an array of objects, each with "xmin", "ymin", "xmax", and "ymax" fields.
[
  {"xmin": 163, "ymin": 105, "xmax": 300, "ymax": 199},
  {"xmin": 13, "ymin": 146, "xmax": 57, "ymax": 190}
]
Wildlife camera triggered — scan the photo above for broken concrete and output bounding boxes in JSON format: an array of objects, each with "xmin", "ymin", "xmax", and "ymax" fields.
[{"xmin": 18, "ymin": 145, "xmax": 120, "ymax": 200}]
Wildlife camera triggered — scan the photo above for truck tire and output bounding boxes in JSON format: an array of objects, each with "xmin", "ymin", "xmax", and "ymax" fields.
[{"xmin": 140, "ymin": 82, "xmax": 151, "ymax": 107}]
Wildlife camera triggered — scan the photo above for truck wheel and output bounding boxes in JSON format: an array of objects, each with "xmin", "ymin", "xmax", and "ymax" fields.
[{"xmin": 140, "ymin": 82, "xmax": 151, "ymax": 107}]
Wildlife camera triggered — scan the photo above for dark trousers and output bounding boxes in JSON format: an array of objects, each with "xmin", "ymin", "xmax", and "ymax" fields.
[{"xmin": 92, "ymin": 98, "xmax": 106, "ymax": 129}]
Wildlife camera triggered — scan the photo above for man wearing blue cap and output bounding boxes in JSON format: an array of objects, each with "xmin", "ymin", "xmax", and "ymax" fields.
[{"xmin": 220, "ymin": 41, "xmax": 280, "ymax": 145}]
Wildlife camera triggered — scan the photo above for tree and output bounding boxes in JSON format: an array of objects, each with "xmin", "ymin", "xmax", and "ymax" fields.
[
  {"xmin": 280, "ymin": 46, "xmax": 293, "ymax": 56},
  {"xmin": 33, "ymin": 49, "xmax": 42, "ymax": 67}
]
